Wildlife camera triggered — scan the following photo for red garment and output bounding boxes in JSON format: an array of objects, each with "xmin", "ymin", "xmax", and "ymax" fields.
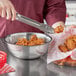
[{"xmin": 0, "ymin": 0, "xmax": 66, "ymax": 37}]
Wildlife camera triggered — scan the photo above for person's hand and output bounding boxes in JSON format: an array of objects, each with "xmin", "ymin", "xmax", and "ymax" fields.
[
  {"xmin": 52, "ymin": 21, "xmax": 65, "ymax": 33},
  {"xmin": 0, "ymin": 0, "xmax": 16, "ymax": 21}
]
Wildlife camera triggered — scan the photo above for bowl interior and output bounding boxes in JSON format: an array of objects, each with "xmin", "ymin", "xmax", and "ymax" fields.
[{"xmin": 5, "ymin": 32, "xmax": 52, "ymax": 46}]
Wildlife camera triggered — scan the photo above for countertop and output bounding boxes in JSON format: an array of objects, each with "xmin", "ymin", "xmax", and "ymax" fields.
[{"xmin": 0, "ymin": 38, "xmax": 76, "ymax": 76}]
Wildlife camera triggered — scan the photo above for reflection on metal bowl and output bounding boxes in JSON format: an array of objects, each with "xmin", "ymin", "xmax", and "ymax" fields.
[{"xmin": 5, "ymin": 32, "xmax": 52, "ymax": 59}]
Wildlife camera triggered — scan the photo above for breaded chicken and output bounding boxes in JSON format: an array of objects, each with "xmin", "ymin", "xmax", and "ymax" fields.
[
  {"xmin": 59, "ymin": 44, "xmax": 68, "ymax": 52},
  {"xmin": 30, "ymin": 35, "xmax": 38, "ymax": 41},
  {"xmin": 64, "ymin": 35, "xmax": 76, "ymax": 50},
  {"xmin": 16, "ymin": 35, "xmax": 45, "ymax": 46},
  {"xmin": 54, "ymin": 25, "xmax": 64, "ymax": 33},
  {"xmin": 57, "ymin": 35, "xmax": 76, "ymax": 66}
]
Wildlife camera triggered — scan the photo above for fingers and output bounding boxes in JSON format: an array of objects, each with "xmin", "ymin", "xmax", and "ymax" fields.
[
  {"xmin": 9, "ymin": 2, "xmax": 16, "ymax": 21},
  {"xmin": 1, "ymin": 8, "xmax": 6, "ymax": 17},
  {"xmin": 0, "ymin": 0, "xmax": 16, "ymax": 21},
  {"xmin": 0, "ymin": 2, "xmax": 6, "ymax": 18},
  {"xmin": 11, "ymin": 8, "xmax": 16, "ymax": 21},
  {"xmin": 6, "ymin": 8, "xmax": 11, "ymax": 19}
]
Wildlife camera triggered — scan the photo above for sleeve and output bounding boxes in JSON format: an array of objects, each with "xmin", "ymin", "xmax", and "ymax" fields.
[{"xmin": 43, "ymin": 0, "xmax": 66, "ymax": 26}]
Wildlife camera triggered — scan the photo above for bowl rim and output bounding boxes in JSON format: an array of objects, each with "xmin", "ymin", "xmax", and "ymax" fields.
[{"xmin": 4, "ymin": 32, "xmax": 52, "ymax": 47}]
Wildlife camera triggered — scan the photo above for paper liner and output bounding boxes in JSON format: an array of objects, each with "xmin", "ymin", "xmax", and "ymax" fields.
[
  {"xmin": 0, "ymin": 63, "xmax": 15, "ymax": 74},
  {"xmin": 47, "ymin": 27, "xmax": 76, "ymax": 64}
]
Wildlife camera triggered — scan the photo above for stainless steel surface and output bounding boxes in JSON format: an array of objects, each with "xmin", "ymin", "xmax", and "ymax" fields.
[
  {"xmin": 16, "ymin": 13, "xmax": 54, "ymax": 34},
  {"xmin": 0, "ymin": 39, "xmax": 76, "ymax": 76},
  {"xmin": 5, "ymin": 32, "xmax": 52, "ymax": 59}
]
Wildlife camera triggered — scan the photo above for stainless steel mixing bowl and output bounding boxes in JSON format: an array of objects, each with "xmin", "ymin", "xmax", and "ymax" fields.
[{"xmin": 5, "ymin": 32, "xmax": 52, "ymax": 59}]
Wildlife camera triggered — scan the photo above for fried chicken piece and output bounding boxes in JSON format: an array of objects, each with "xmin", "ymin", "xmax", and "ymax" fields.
[
  {"xmin": 58, "ymin": 44, "xmax": 68, "ymax": 52},
  {"xmin": 36, "ymin": 38, "xmax": 45, "ymax": 45},
  {"xmin": 57, "ymin": 35, "xmax": 76, "ymax": 66},
  {"xmin": 54, "ymin": 59, "xmax": 65, "ymax": 66},
  {"xmin": 16, "ymin": 38, "xmax": 28, "ymax": 46},
  {"xmin": 28, "ymin": 38, "xmax": 44, "ymax": 45},
  {"xmin": 28, "ymin": 41, "xmax": 36, "ymax": 46},
  {"xmin": 54, "ymin": 56, "xmax": 76, "ymax": 66},
  {"xmin": 16, "ymin": 35, "xmax": 45, "ymax": 46},
  {"xmin": 66, "ymin": 57, "xmax": 76, "ymax": 66},
  {"xmin": 64, "ymin": 37, "xmax": 76, "ymax": 50},
  {"xmin": 54, "ymin": 25, "xmax": 64, "ymax": 33},
  {"xmin": 72, "ymin": 35, "xmax": 76, "ymax": 42},
  {"xmin": 30, "ymin": 35, "xmax": 38, "ymax": 41}
]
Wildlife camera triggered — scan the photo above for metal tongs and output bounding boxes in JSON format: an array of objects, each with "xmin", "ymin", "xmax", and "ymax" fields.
[{"xmin": 16, "ymin": 13, "xmax": 54, "ymax": 34}]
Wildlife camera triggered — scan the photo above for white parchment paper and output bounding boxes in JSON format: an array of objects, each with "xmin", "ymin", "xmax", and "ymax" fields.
[{"xmin": 47, "ymin": 26, "xmax": 76, "ymax": 64}]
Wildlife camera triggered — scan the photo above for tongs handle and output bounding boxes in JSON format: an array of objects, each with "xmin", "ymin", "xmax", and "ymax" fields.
[{"xmin": 16, "ymin": 13, "xmax": 54, "ymax": 34}]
